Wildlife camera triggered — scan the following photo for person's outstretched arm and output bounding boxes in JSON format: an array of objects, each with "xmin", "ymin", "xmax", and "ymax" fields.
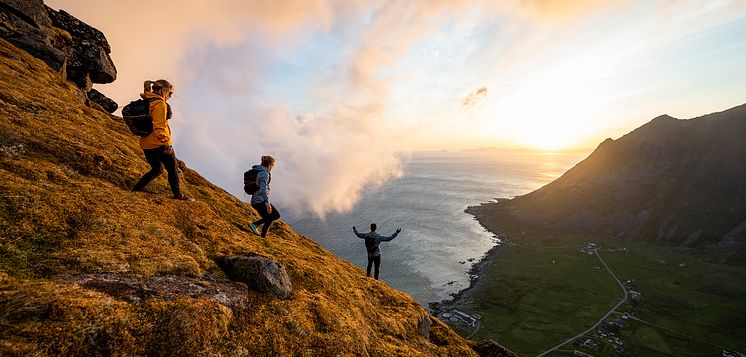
[
  {"xmin": 380, "ymin": 228, "xmax": 402, "ymax": 242},
  {"xmin": 353, "ymin": 226, "xmax": 365, "ymax": 238}
]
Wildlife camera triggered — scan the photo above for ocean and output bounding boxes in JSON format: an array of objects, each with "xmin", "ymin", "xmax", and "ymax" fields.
[{"xmin": 286, "ymin": 151, "xmax": 587, "ymax": 306}]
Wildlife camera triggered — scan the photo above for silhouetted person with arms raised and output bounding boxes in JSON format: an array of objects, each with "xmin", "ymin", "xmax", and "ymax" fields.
[{"xmin": 353, "ymin": 223, "xmax": 401, "ymax": 280}]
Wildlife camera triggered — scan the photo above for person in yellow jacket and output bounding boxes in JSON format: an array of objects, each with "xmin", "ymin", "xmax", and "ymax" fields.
[{"xmin": 132, "ymin": 79, "xmax": 194, "ymax": 201}]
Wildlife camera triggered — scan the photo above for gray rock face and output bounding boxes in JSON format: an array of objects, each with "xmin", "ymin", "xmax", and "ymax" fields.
[
  {"xmin": 45, "ymin": 6, "xmax": 116, "ymax": 84},
  {"xmin": 215, "ymin": 254, "xmax": 293, "ymax": 299},
  {"xmin": 87, "ymin": 88, "xmax": 117, "ymax": 113},
  {"xmin": 0, "ymin": 0, "xmax": 66, "ymax": 71},
  {"xmin": 2, "ymin": 0, "xmax": 52, "ymax": 28},
  {"xmin": 0, "ymin": 0, "xmax": 117, "ymax": 88},
  {"xmin": 417, "ymin": 313, "xmax": 432, "ymax": 339},
  {"xmin": 62, "ymin": 273, "xmax": 250, "ymax": 308}
]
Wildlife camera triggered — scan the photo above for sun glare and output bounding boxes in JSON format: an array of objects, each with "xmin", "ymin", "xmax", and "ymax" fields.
[
  {"xmin": 484, "ymin": 52, "xmax": 612, "ymax": 151},
  {"xmin": 522, "ymin": 129, "xmax": 575, "ymax": 151}
]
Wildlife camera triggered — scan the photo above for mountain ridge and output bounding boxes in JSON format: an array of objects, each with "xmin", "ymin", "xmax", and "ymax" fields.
[{"xmin": 471, "ymin": 102, "xmax": 746, "ymax": 264}]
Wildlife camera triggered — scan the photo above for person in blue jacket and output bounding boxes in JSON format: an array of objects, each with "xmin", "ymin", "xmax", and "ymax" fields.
[
  {"xmin": 353, "ymin": 223, "xmax": 402, "ymax": 280},
  {"xmin": 248, "ymin": 155, "xmax": 280, "ymax": 237}
]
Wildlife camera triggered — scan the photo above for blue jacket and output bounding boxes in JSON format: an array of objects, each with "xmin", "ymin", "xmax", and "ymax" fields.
[
  {"xmin": 250, "ymin": 165, "xmax": 271, "ymax": 205},
  {"xmin": 354, "ymin": 227, "xmax": 399, "ymax": 257}
]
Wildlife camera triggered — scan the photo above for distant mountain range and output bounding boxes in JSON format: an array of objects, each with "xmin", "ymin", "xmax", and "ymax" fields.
[
  {"xmin": 471, "ymin": 103, "xmax": 746, "ymax": 264},
  {"xmin": 459, "ymin": 147, "xmax": 592, "ymax": 153}
]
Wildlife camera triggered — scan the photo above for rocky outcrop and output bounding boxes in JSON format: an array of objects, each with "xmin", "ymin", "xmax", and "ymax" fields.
[
  {"xmin": 62, "ymin": 273, "xmax": 250, "ymax": 308},
  {"xmin": 88, "ymin": 88, "xmax": 117, "ymax": 113},
  {"xmin": 1, "ymin": 0, "xmax": 117, "ymax": 108},
  {"xmin": 0, "ymin": 0, "xmax": 66, "ymax": 71},
  {"xmin": 215, "ymin": 254, "xmax": 293, "ymax": 299},
  {"xmin": 45, "ymin": 6, "xmax": 116, "ymax": 87}
]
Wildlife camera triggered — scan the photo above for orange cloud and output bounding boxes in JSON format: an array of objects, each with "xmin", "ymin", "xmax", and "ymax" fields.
[
  {"xmin": 45, "ymin": 0, "xmax": 338, "ymax": 106},
  {"xmin": 463, "ymin": 87, "xmax": 488, "ymax": 108},
  {"xmin": 514, "ymin": 0, "xmax": 629, "ymax": 25}
]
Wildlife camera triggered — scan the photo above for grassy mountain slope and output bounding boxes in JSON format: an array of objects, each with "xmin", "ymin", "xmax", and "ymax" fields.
[
  {"xmin": 471, "ymin": 104, "xmax": 746, "ymax": 264},
  {"xmin": 0, "ymin": 38, "xmax": 478, "ymax": 356}
]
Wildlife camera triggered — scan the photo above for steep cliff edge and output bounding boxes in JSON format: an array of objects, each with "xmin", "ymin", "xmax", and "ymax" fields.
[{"xmin": 0, "ymin": 37, "xmax": 489, "ymax": 355}]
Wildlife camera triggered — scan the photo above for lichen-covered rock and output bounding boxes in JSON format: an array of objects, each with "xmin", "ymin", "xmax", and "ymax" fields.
[
  {"xmin": 63, "ymin": 273, "xmax": 249, "ymax": 308},
  {"xmin": 0, "ymin": 0, "xmax": 116, "ymax": 89},
  {"xmin": 88, "ymin": 88, "xmax": 117, "ymax": 113},
  {"xmin": 1, "ymin": 0, "xmax": 52, "ymax": 28},
  {"xmin": 45, "ymin": 6, "xmax": 116, "ymax": 84},
  {"xmin": 0, "ymin": 0, "xmax": 66, "ymax": 71},
  {"xmin": 215, "ymin": 254, "xmax": 293, "ymax": 299}
]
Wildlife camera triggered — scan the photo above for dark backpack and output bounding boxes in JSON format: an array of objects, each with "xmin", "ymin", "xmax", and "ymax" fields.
[
  {"xmin": 244, "ymin": 168, "xmax": 270, "ymax": 195},
  {"xmin": 121, "ymin": 98, "xmax": 173, "ymax": 137},
  {"xmin": 122, "ymin": 98, "xmax": 156, "ymax": 136},
  {"xmin": 365, "ymin": 237, "xmax": 379, "ymax": 254}
]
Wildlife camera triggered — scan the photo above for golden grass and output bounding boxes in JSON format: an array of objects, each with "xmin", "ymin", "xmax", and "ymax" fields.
[{"xmin": 0, "ymin": 39, "xmax": 477, "ymax": 356}]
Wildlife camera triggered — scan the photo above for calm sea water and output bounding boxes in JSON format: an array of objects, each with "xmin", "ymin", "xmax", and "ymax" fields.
[{"xmin": 286, "ymin": 151, "xmax": 587, "ymax": 306}]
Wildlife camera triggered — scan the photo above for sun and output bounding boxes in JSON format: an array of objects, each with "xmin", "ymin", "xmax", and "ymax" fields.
[
  {"xmin": 484, "ymin": 61, "xmax": 605, "ymax": 151},
  {"xmin": 522, "ymin": 129, "xmax": 577, "ymax": 151}
]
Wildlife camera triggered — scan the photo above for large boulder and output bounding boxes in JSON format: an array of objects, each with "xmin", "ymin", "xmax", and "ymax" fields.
[
  {"xmin": 64, "ymin": 273, "xmax": 250, "ymax": 308},
  {"xmin": 0, "ymin": 0, "xmax": 66, "ymax": 71},
  {"xmin": 1, "ymin": 0, "xmax": 52, "ymax": 28},
  {"xmin": 87, "ymin": 88, "xmax": 117, "ymax": 113},
  {"xmin": 45, "ymin": 6, "xmax": 116, "ymax": 85},
  {"xmin": 215, "ymin": 254, "xmax": 293, "ymax": 299},
  {"xmin": 0, "ymin": 0, "xmax": 117, "ymax": 91}
]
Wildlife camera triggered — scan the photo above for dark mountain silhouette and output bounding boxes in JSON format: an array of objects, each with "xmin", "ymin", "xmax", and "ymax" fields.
[{"xmin": 470, "ymin": 104, "xmax": 746, "ymax": 264}]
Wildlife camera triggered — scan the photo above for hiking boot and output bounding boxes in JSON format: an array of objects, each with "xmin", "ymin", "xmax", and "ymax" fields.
[
  {"xmin": 248, "ymin": 223, "xmax": 260, "ymax": 235},
  {"xmin": 174, "ymin": 195, "xmax": 195, "ymax": 202}
]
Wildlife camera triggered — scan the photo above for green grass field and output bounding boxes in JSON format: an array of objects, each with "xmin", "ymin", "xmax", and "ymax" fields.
[{"xmin": 453, "ymin": 223, "xmax": 746, "ymax": 356}]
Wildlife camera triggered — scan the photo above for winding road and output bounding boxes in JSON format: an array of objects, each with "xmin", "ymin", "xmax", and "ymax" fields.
[{"xmin": 535, "ymin": 249, "xmax": 628, "ymax": 357}]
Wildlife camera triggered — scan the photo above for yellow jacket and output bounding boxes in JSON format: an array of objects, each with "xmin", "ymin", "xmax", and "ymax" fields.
[{"xmin": 139, "ymin": 92, "xmax": 172, "ymax": 149}]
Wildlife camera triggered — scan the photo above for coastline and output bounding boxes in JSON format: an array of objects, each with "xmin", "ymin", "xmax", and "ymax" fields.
[{"xmin": 429, "ymin": 200, "xmax": 508, "ymax": 314}]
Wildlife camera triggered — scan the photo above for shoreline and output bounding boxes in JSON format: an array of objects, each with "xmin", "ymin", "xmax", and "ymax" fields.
[{"xmin": 429, "ymin": 200, "xmax": 508, "ymax": 314}]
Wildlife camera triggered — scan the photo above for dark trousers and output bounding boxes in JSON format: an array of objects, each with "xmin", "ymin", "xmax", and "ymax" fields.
[
  {"xmin": 251, "ymin": 202, "xmax": 280, "ymax": 237},
  {"xmin": 133, "ymin": 146, "xmax": 181, "ymax": 197},
  {"xmin": 367, "ymin": 255, "xmax": 381, "ymax": 280}
]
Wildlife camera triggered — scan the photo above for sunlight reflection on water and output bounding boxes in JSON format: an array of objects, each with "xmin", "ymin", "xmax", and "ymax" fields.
[{"xmin": 287, "ymin": 151, "xmax": 587, "ymax": 306}]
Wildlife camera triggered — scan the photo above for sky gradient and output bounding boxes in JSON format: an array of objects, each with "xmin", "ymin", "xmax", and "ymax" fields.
[{"xmin": 47, "ymin": 0, "xmax": 746, "ymax": 216}]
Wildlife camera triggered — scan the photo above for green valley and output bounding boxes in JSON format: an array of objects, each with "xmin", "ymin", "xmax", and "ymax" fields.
[{"xmin": 444, "ymin": 220, "xmax": 746, "ymax": 356}]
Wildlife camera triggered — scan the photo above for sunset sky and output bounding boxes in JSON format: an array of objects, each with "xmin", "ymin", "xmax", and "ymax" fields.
[{"xmin": 47, "ymin": 0, "xmax": 746, "ymax": 215}]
